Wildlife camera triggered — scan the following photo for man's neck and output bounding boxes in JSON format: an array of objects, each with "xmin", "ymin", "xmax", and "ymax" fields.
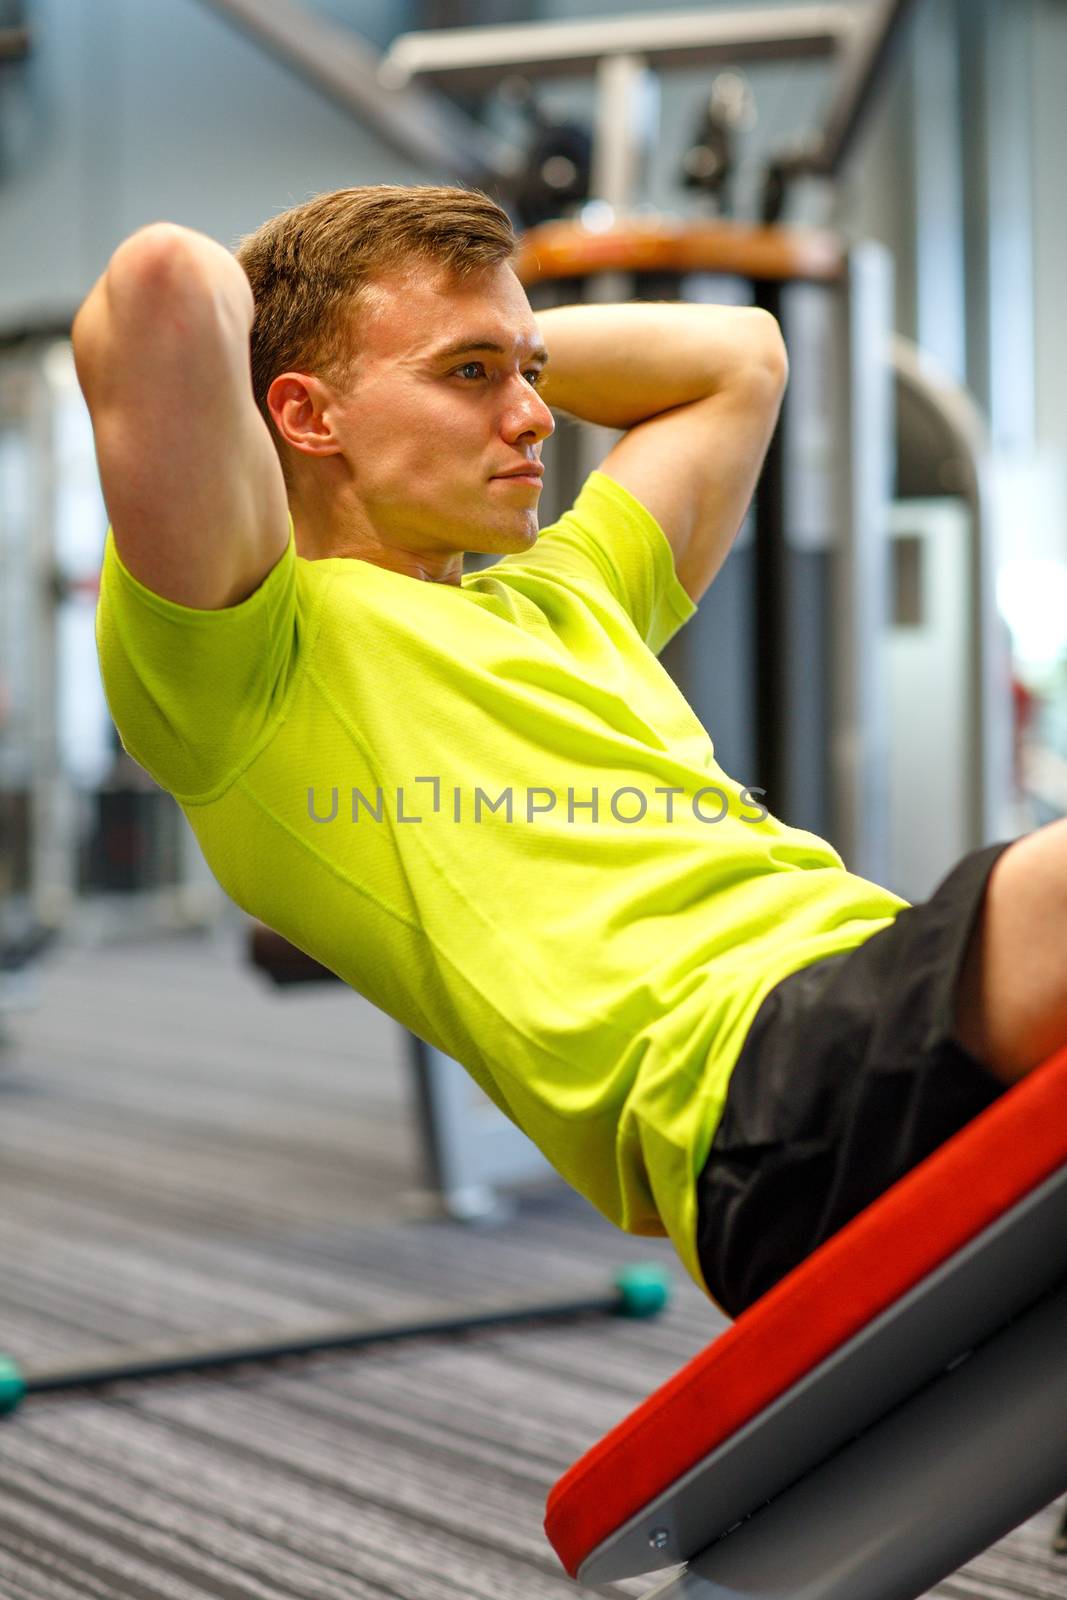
[{"xmin": 290, "ymin": 486, "xmax": 465, "ymax": 586}]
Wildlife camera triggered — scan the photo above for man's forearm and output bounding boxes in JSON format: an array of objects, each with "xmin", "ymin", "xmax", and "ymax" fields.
[{"xmin": 532, "ymin": 301, "xmax": 787, "ymax": 430}]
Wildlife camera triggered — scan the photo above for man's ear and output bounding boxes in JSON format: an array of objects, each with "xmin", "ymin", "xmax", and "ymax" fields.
[{"xmin": 267, "ymin": 372, "xmax": 342, "ymax": 459}]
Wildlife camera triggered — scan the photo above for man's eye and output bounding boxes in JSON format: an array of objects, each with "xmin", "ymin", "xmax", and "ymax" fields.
[{"xmin": 453, "ymin": 363, "xmax": 544, "ymax": 384}]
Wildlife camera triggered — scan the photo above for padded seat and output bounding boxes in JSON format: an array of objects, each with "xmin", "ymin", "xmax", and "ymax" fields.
[{"xmin": 546, "ymin": 1044, "xmax": 1067, "ymax": 1598}]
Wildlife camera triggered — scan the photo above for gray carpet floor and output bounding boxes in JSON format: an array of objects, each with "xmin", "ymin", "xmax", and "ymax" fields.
[{"xmin": 0, "ymin": 923, "xmax": 1063, "ymax": 1600}]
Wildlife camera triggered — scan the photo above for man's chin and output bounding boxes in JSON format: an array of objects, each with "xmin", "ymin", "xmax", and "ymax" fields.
[{"xmin": 469, "ymin": 513, "xmax": 540, "ymax": 556}]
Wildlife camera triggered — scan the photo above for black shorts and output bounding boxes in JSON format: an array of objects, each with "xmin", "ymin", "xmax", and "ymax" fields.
[{"xmin": 695, "ymin": 840, "xmax": 1016, "ymax": 1320}]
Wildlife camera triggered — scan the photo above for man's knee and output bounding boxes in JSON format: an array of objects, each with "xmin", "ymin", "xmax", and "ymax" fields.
[{"xmin": 952, "ymin": 820, "xmax": 1067, "ymax": 1085}]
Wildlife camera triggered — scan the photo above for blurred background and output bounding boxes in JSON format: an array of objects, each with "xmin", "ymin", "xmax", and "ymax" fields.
[{"xmin": 1, "ymin": 6, "xmax": 1066, "ymax": 1593}]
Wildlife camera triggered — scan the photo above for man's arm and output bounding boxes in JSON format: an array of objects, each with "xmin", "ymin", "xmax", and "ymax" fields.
[
  {"xmin": 73, "ymin": 223, "xmax": 289, "ymax": 610},
  {"xmin": 533, "ymin": 302, "xmax": 787, "ymax": 605}
]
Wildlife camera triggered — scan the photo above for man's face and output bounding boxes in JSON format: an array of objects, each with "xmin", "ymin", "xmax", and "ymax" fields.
[{"xmin": 329, "ymin": 258, "xmax": 555, "ymax": 561}]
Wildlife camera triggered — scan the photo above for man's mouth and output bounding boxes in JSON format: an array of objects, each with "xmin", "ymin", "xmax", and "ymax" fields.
[{"xmin": 493, "ymin": 462, "xmax": 544, "ymax": 480}]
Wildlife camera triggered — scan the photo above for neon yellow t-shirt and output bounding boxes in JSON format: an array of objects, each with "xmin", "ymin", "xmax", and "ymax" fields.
[{"xmin": 95, "ymin": 470, "xmax": 908, "ymax": 1298}]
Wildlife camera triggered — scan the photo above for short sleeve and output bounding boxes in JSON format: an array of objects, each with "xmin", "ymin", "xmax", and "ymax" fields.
[
  {"xmin": 94, "ymin": 519, "xmax": 310, "ymax": 803},
  {"xmin": 494, "ymin": 470, "xmax": 697, "ymax": 655}
]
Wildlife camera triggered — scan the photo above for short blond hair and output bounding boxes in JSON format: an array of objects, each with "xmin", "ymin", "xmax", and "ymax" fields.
[{"xmin": 235, "ymin": 184, "xmax": 517, "ymax": 443}]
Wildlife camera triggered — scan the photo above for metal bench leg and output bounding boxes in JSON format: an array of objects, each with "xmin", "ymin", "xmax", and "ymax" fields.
[{"xmin": 641, "ymin": 1280, "xmax": 1067, "ymax": 1600}]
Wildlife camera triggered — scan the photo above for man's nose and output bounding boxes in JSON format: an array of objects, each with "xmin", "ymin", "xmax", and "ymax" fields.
[{"xmin": 505, "ymin": 381, "xmax": 555, "ymax": 443}]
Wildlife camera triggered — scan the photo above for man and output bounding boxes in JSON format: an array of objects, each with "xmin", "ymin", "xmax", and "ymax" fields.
[{"xmin": 76, "ymin": 184, "xmax": 1066, "ymax": 1319}]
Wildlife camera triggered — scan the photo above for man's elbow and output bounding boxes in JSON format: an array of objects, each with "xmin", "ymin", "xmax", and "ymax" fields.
[
  {"xmin": 74, "ymin": 223, "xmax": 253, "ymax": 408},
  {"xmin": 74, "ymin": 226, "xmax": 202, "ymax": 381},
  {"xmin": 706, "ymin": 307, "xmax": 789, "ymax": 405},
  {"xmin": 747, "ymin": 308, "xmax": 789, "ymax": 393}
]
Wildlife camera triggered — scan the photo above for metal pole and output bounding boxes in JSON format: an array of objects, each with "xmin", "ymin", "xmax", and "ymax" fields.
[
  {"xmin": 759, "ymin": 0, "xmax": 922, "ymax": 219},
  {"xmin": 814, "ymin": 0, "xmax": 923, "ymax": 178},
  {"xmin": 831, "ymin": 246, "xmax": 895, "ymax": 882},
  {"xmin": 381, "ymin": 6, "xmax": 856, "ymax": 90},
  {"xmin": 191, "ymin": 0, "xmax": 519, "ymax": 183},
  {"xmin": 590, "ymin": 53, "xmax": 657, "ymax": 213},
  {"xmin": 751, "ymin": 282, "xmax": 788, "ymax": 822}
]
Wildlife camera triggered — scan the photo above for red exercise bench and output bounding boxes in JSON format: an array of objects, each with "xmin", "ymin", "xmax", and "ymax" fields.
[{"xmin": 546, "ymin": 1043, "xmax": 1067, "ymax": 1599}]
